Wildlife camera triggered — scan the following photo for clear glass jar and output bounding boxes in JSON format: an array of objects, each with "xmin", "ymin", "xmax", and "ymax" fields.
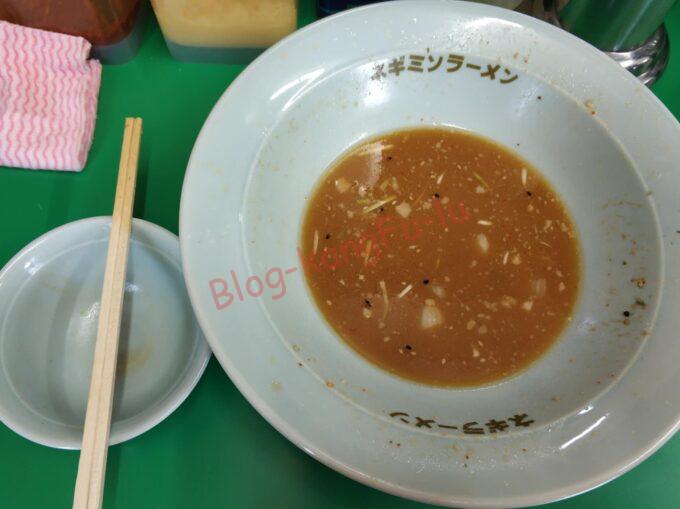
[{"xmin": 0, "ymin": 0, "xmax": 145, "ymax": 63}]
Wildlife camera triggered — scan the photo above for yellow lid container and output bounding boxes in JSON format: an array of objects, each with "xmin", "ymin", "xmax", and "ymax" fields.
[{"xmin": 151, "ymin": 0, "xmax": 298, "ymax": 63}]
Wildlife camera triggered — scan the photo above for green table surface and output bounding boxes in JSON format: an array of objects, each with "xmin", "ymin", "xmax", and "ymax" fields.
[{"xmin": 2, "ymin": 2, "xmax": 680, "ymax": 508}]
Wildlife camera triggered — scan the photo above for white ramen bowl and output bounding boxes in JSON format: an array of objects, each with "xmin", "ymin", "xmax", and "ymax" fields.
[{"xmin": 180, "ymin": 1, "xmax": 680, "ymax": 507}]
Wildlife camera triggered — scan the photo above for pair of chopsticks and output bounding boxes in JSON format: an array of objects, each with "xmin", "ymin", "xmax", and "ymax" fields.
[{"xmin": 73, "ymin": 118, "xmax": 142, "ymax": 509}]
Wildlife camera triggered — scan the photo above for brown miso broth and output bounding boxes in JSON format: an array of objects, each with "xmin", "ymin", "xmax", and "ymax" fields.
[{"xmin": 300, "ymin": 128, "xmax": 580, "ymax": 387}]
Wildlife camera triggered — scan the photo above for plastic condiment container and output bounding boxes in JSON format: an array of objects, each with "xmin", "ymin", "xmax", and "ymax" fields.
[
  {"xmin": 151, "ymin": 0, "xmax": 298, "ymax": 63},
  {"xmin": 0, "ymin": 0, "xmax": 145, "ymax": 64}
]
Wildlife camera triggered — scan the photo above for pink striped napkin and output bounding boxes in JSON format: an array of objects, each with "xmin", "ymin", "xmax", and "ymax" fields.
[{"xmin": 0, "ymin": 21, "xmax": 102, "ymax": 171}]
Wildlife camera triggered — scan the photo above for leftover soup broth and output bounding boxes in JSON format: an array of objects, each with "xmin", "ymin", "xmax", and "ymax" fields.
[{"xmin": 301, "ymin": 128, "xmax": 580, "ymax": 386}]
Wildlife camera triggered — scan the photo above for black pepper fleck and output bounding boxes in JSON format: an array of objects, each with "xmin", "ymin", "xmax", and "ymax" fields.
[
  {"xmin": 364, "ymin": 299, "xmax": 372, "ymax": 308},
  {"xmin": 405, "ymin": 344, "xmax": 413, "ymax": 351},
  {"xmin": 526, "ymin": 191, "xmax": 532, "ymax": 197},
  {"xmin": 423, "ymin": 279, "xmax": 429, "ymax": 285},
  {"xmin": 623, "ymin": 310, "xmax": 630, "ymax": 317},
  {"xmin": 325, "ymin": 233, "xmax": 331, "ymax": 239},
  {"xmin": 434, "ymin": 193, "xmax": 440, "ymax": 198}
]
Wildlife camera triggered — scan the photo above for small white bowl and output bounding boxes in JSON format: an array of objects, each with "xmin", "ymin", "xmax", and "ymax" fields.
[
  {"xmin": 180, "ymin": 1, "xmax": 680, "ymax": 507},
  {"xmin": 0, "ymin": 217, "xmax": 210, "ymax": 449}
]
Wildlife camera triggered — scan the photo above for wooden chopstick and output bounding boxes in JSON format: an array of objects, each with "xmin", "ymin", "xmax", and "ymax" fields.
[{"xmin": 73, "ymin": 117, "xmax": 142, "ymax": 509}]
